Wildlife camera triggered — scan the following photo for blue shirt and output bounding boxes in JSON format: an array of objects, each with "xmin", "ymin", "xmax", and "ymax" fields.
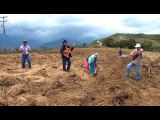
[{"xmin": 88, "ymin": 54, "xmax": 97, "ymax": 64}]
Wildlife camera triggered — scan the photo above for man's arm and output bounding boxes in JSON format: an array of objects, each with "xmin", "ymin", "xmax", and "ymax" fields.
[
  {"xmin": 140, "ymin": 53, "xmax": 144, "ymax": 59},
  {"xmin": 94, "ymin": 57, "xmax": 97, "ymax": 67},
  {"xmin": 28, "ymin": 46, "xmax": 31, "ymax": 51},
  {"xmin": 71, "ymin": 43, "xmax": 76, "ymax": 51},
  {"xmin": 19, "ymin": 46, "xmax": 23, "ymax": 52},
  {"xmin": 130, "ymin": 50, "xmax": 137, "ymax": 59},
  {"xmin": 70, "ymin": 46, "xmax": 74, "ymax": 51},
  {"xmin": 69, "ymin": 43, "xmax": 76, "ymax": 51},
  {"xmin": 140, "ymin": 49, "xmax": 144, "ymax": 59},
  {"xmin": 130, "ymin": 50, "xmax": 135, "ymax": 56},
  {"xmin": 60, "ymin": 45, "xmax": 64, "ymax": 53}
]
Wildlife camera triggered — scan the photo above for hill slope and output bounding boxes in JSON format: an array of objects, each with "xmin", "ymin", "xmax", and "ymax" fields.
[
  {"xmin": 108, "ymin": 33, "xmax": 160, "ymax": 46},
  {"xmin": 92, "ymin": 33, "xmax": 160, "ymax": 48}
]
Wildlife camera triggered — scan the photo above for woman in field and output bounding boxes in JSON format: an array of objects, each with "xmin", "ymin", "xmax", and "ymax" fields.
[{"xmin": 87, "ymin": 53, "xmax": 99, "ymax": 76}]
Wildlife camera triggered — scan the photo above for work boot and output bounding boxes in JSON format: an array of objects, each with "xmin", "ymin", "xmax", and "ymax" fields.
[
  {"xmin": 28, "ymin": 62, "xmax": 31, "ymax": 69},
  {"xmin": 22, "ymin": 64, "xmax": 25, "ymax": 69}
]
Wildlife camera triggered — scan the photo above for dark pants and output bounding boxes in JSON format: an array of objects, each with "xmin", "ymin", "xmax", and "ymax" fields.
[
  {"xmin": 119, "ymin": 51, "xmax": 122, "ymax": 56},
  {"xmin": 62, "ymin": 57, "xmax": 71, "ymax": 71},
  {"xmin": 22, "ymin": 54, "xmax": 31, "ymax": 69}
]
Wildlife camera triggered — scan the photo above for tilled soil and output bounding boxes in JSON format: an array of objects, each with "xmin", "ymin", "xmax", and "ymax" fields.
[{"xmin": 0, "ymin": 48, "xmax": 159, "ymax": 106}]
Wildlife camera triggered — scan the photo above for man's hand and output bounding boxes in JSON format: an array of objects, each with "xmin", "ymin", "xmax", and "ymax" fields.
[
  {"xmin": 72, "ymin": 42, "xmax": 76, "ymax": 47},
  {"xmin": 19, "ymin": 48, "xmax": 24, "ymax": 52}
]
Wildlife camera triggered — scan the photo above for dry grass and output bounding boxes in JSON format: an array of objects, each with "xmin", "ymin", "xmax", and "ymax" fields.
[{"xmin": 0, "ymin": 48, "xmax": 159, "ymax": 106}]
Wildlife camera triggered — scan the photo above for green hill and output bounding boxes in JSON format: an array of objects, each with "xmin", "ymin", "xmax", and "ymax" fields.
[
  {"xmin": 106, "ymin": 33, "xmax": 160, "ymax": 46},
  {"xmin": 91, "ymin": 33, "xmax": 160, "ymax": 51}
]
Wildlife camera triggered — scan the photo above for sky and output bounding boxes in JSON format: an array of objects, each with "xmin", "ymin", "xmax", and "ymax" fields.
[{"xmin": 0, "ymin": 14, "xmax": 160, "ymax": 42}]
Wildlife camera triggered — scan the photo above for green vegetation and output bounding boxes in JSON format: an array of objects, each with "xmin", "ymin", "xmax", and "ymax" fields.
[
  {"xmin": 76, "ymin": 42, "xmax": 102, "ymax": 48},
  {"xmin": 93, "ymin": 33, "xmax": 160, "ymax": 51}
]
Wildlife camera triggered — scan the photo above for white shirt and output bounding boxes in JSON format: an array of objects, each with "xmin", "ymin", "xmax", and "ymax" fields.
[
  {"xmin": 131, "ymin": 48, "xmax": 144, "ymax": 65},
  {"xmin": 19, "ymin": 45, "xmax": 31, "ymax": 55}
]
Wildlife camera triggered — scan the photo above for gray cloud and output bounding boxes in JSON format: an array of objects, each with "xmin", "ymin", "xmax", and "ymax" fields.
[
  {"xmin": 55, "ymin": 15, "xmax": 83, "ymax": 24},
  {"xmin": 5, "ymin": 20, "xmax": 107, "ymax": 43},
  {"xmin": 1, "ymin": 14, "xmax": 160, "ymax": 46},
  {"xmin": 122, "ymin": 17, "xmax": 147, "ymax": 28},
  {"xmin": 121, "ymin": 16, "xmax": 160, "ymax": 33}
]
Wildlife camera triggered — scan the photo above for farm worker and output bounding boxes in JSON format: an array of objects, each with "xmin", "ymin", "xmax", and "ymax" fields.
[
  {"xmin": 119, "ymin": 47, "xmax": 122, "ymax": 56},
  {"xmin": 19, "ymin": 40, "xmax": 32, "ymax": 69},
  {"xmin": 126, "ymin": 43, "xmax": 144, "ymax": 80},
  {"xmin": 84, "ymin": 57, "xmax": 89, "ymax": 71},
  {"xmin": 88, "ymin": 53, "xmax": 99, "ymax": 76},
  {"xmin": 60, "ymin": 40, "xmax": 75, "ymax": 72}
]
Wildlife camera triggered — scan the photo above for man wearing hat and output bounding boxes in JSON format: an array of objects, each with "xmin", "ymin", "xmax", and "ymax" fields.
[
  {"xmin": 19, "ymin": 40, "xmax": 32, "ymax": 69},
  {"xmin": 60, "ymin": 40, "xmax": 75, "ymax": 72},
  {"xmin": 126, "ymin": 43, "xmax": 144, "ymax": 80},
  {"xmin": 88, "ymin": 53, "xmax": 99, "ymax": 76}
]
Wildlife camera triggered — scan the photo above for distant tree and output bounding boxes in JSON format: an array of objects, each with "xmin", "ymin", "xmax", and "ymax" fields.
[
  {"xmin": 83, "ymin": 43, "xmax": 87, "ymax": 46},
  {"xmin": 142, "ymin": 41, "xmax": 153, "ymax": 51},
  {"xmin": 115, "ymin": 41, "xmax": 120, "ymax": 47},
  {"xmin": 14, "ymin": 46, "xmax": 19, "ymax": 53},
  {"xmin": 127, "ymin": 39, "xmax": 136, "ymax": 49},
  {"xmin": 43, "ymin": 46, "xmax": 47, "ymax": 50},
  {"xmin": 103, "ymin": 38, "xmax": 115, "ymax": 47},
  {"xmin": 40, "ymin": 46, "xmax": 47, "ymax": 50},
  {"xmin": 103, "ymin": 38, "xmax": 137, "ymax": 49}
]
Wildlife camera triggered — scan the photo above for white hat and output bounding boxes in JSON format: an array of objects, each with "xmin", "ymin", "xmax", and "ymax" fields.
[
  {"xmin": 135, "ymin": 43, "xmax": 141, "ymax": 48},
  {"xmin": 94, "ymin": 53, "xmax": 99, "ymax": 59}
]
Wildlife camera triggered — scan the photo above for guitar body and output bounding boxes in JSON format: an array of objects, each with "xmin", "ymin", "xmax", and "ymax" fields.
[
  {"xmin": 63, "ymin": 47, "xmax": 71, "ymax": 58},
  {"xmin": 132, "ymin": 52, "xmax": 142, "ymax": 60},
  {"xmin": 132, "ymin": 54, "xmax": 138, "ymax": 60}
]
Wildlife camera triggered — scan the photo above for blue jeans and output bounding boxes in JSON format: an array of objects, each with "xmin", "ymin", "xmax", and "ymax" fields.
[
  {"xmin": 22, "ymin": 54, "xmax": 31, "ymax": 69},
  {"xmin": 126, "ymin": 62, "xmax": 141, "ymax": 80},
  {"xmin": 89, "ymin": 63, "xmax": 95, "ymax": 75},
  {"xmin": 62, "ymin": 57, "xmax": 71, "ymax": 71}
]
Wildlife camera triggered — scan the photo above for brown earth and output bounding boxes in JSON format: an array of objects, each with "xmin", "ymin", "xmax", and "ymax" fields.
[{"xmin": 0, "ymin": 48, "xmax": 159, "ymax": 106}]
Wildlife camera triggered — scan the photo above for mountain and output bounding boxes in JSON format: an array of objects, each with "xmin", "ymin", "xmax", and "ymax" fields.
[
  {"xmin": 0, "ymin": 34, "xmax": 97, "ymax": 49},
  {"xmin": 40, "ymin": 38, "xmax": 67, "ymax": 48},
  {"xmin": 40, "ymin": 36, "xmax": 97, "ymax": 48},
  {"xmin": 0, "ymin": 34, "xmax": 43, "ymax": 50}
]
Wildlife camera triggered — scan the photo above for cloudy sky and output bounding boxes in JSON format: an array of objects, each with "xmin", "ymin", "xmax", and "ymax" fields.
[{"xmin": 0, "ymin": 14, "xmax": 160, "ymax": 43}]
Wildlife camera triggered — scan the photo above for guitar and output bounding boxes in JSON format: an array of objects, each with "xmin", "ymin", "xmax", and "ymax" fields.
[
  {"xmin": 132, "ymin": 50, "xmax": 143, "ymax": 60},
  {"xmin": 63, "ymin": 47, "xmax": 71, "ymax": 58}
]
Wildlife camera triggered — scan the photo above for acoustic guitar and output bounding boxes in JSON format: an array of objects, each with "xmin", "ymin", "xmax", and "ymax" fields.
[
  {"xmin": 132, "ymin": 50, "xmax": 143, "ymax": 60},
  {"xmin": 63, "ymin": 47, "xmax": 71, "ymax": 58}
]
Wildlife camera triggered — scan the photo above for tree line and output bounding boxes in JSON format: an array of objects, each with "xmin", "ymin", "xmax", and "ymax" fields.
[{"xmin": 102, "ymin": 38, "xmax": 160, "ymax": 52}]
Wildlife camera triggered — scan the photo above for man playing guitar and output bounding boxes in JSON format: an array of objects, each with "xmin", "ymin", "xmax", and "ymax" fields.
[
  {"xmin": 60, "ymin": 40, "xmax": 75, "ymax": 72},
  {"xmin": 126, "ymin": 43, "xmax": 144, "ymax": 80}
]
